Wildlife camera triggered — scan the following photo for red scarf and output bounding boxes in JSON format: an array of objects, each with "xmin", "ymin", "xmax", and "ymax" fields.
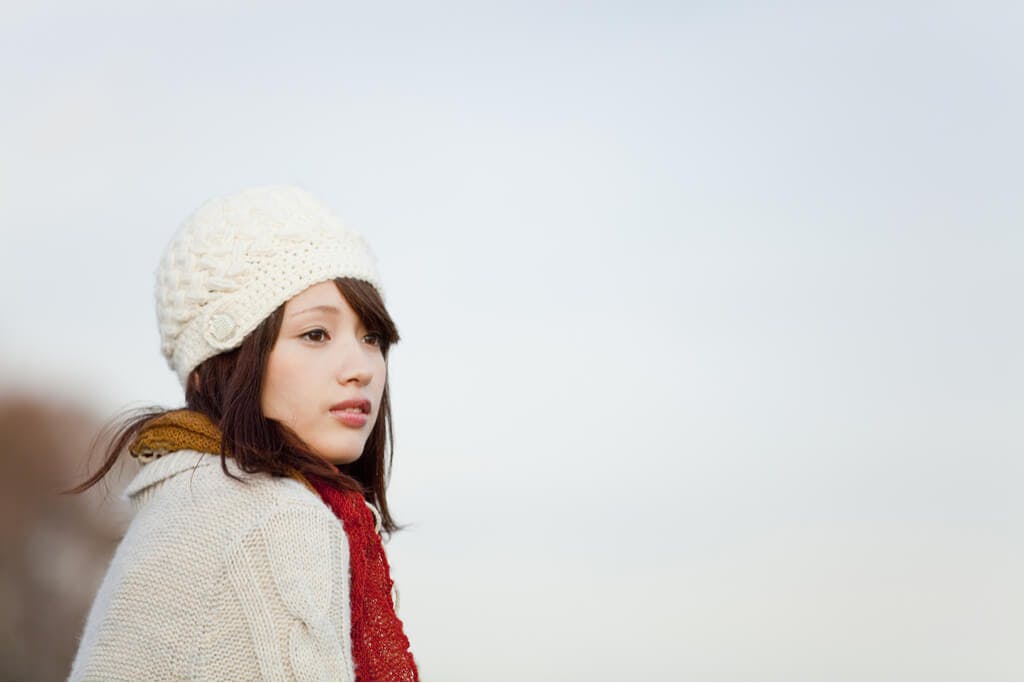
[
  {"xmin": 128, "ymin": 410, "xmax": 419, "ymax": 681},
  {"xmin": 307, "ymin": 474, "xmax": 420, "ymax": 682}
]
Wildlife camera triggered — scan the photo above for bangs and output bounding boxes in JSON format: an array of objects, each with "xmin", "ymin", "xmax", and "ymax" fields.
[{"xmin": 332, "ymin": 277, "xmax": 400, "ymax": 352}]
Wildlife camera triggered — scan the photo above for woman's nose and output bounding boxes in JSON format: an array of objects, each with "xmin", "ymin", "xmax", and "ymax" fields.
[{"xmin": 334, "ymin": 339, "xmax": 374, "ymax": 386}]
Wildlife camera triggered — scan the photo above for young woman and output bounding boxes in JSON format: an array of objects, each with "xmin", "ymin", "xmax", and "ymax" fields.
[{"xmin": 63, "ymin": 186, "xmax": 419, "ymax": 681}]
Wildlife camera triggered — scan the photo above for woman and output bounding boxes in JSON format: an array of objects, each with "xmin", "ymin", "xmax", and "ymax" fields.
[{"xmin": 63, "ymin": 185, "xmax": 419, "ymax": 681}]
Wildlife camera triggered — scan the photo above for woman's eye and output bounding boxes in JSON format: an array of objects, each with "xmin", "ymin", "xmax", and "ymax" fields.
[
  {"xmin": 301, "ymin": 328, "xmax": 330, "ymax": 343},
  {"xmin": 364, "ymin": 333, "xmax": 382, "ymax": 347}
]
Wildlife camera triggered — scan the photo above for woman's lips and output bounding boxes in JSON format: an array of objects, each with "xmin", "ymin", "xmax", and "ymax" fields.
[{"xmin": 330, "ymin": 409, "xmax": 368, "ymax": 427}]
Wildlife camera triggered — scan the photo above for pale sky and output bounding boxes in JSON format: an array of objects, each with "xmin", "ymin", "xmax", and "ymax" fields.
[{"xmin": 3, "ymin": 1, "xmax": 1022, "ymax": 679}]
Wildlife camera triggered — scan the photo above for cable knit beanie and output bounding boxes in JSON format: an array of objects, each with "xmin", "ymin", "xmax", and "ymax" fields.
[{"xmin": 155, "ymin": 185, "xmax": 384, "ymax": 389}]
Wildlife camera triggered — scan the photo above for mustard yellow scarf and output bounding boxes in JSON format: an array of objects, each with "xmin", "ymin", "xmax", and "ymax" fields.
[{"xmin": 127, "ymin": 409, "xmax": 317, "ymax": 496}]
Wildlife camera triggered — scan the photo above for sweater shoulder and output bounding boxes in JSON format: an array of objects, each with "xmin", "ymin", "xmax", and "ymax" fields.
[{"xmin": 70, "ymin": 453, "xmax": 351, "ymax": 681}]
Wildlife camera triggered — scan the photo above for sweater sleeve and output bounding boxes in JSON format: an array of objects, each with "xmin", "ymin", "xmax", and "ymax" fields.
[{"xmin": 223, "ymin": 502, "xmax": 355, "ymax": 681}]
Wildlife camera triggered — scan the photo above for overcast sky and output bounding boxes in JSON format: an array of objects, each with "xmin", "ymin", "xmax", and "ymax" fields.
[{"xmin": 3, "ymin": 1, "xmax": 1023, "ymax": 679}]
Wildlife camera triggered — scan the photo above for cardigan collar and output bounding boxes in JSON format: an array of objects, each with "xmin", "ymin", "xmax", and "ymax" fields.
[
  {"xmin": 120, "ymin": 449, "xmax": 219, "ymax": 504},
  {"xmin": 120, "ymin": 448, "xmax": 387, "ymax": 538}
]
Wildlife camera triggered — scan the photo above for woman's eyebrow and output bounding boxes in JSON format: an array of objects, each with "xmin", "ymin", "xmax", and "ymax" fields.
[{"xmin": 289, "ymin": 304, "xmax": 341, "ymax": 318}]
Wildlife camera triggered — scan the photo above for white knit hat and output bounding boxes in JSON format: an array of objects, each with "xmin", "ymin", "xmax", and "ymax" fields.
[{"xmin": 155, "ymin": 185, "xmax": 384, "ymax": 389}]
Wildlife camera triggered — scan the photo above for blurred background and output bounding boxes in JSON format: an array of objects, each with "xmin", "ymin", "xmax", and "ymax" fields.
[{"xmin": 2, "ymin": 0, "xmax": 1022, "ymax": 680}]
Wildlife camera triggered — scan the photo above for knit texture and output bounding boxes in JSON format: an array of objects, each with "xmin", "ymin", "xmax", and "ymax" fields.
[
  {"xmin": 126, "ymin": 408, "xmax": 222, "ymax": 462},
  {"xmin": 69, "ymin": 450, "xmax": 355, "ymax": 681},
  {"xmin": 156, "ymin": 185, "xmax": 384, "ymax": 388},
  {"xmin": 122, "ymin": 409, "xmax": 418, "ymax": 681}
]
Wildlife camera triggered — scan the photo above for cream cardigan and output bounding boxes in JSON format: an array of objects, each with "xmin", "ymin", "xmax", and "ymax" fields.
[{"xmin": 69, "ymin": 450, "xmax": 358, "ymax": 681}]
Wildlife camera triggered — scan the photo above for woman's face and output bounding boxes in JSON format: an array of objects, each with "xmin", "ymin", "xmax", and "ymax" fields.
[{"xmin": 261, "ymin": 280, "xmax": 387, "ymax": 465}]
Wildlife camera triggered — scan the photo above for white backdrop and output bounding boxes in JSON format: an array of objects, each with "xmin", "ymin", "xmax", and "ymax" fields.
[{"xmin": 2, "ymin": 1, "xmax": 1022, "ymax": 679}]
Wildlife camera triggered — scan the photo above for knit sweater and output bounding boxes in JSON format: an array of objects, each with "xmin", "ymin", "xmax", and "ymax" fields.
[{"xmin": 69, "ymin": 449, "xmax": 360, "ymax": 681}]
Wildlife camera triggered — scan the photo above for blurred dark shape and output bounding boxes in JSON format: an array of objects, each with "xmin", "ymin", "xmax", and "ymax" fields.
[{"xmin": 0, "ymin": 392, "xmax": 134, "ymax": 681}]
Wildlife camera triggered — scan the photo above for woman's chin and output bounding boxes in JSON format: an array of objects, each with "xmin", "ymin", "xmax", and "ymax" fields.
[
  {"xmin": 326, "ymin": 453, "xmax": 361, "ymax": 466},
  {"xmin": 312, "ymin": 439, "xmax": 364, "ymax": 465}
]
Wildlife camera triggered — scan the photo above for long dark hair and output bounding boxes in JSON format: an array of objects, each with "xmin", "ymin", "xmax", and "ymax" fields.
[{"xmin": 60, "ymin": 277, "xmax": 407, "ymax": 538}]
